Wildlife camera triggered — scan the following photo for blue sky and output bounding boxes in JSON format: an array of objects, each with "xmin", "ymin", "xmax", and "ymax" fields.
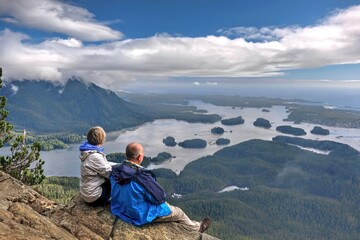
[
  {"xmin": 82, "ymin": 0, "xmax": 357, "ymax": 38},
  {"xmin": 0, "ymin": 0, "xmax": 360, "ymax": 90}
]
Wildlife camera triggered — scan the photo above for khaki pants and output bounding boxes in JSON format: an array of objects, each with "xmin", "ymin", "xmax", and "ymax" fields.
[{"xmin": 155, "ymin": 204, "xmax": 200, "ymax": 232}]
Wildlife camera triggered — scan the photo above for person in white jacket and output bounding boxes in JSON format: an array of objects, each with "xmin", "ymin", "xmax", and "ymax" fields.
[{"xmin": 79, "ymin": 126, "xmax": 117, "ymax": 206}]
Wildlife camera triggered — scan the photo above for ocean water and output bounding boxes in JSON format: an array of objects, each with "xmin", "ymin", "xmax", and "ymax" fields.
[
  {"xmin": 123, "ymin": 83, "xmax": 360, "ymax": 112},
  {"xmin": 8, "ymin": 100, "xmax": 358, "ymax": 177}
]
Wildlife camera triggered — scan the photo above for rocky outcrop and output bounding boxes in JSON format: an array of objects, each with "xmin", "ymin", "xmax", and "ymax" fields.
[
  {"xmin": 0, "ymin": 171, "xmax": 73, "ymax": 240},
  {"xmin": 0, "ymin": 171, "xmax": 219, "ymax": 240}
]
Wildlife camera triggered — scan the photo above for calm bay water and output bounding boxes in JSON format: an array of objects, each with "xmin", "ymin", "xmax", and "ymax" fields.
[{"xmin": 2, "ymin": 101, "xmax": 359, "ymax": 177}]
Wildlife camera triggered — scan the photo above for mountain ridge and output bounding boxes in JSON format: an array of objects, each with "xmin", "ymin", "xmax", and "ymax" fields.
[
  {"xmin": 2, "ymin": 79, "xmax": 150, "ymax": 134},
  {"xmin": 1, "ymin": 79, "xmax": 222, "ymax": 134}
]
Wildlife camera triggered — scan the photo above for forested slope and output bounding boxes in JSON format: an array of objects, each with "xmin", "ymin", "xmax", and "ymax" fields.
[
  {"xmin": 37, "ymin": 139, "xmax": 360, "ymax": 239},
  {"xmin": 3, "ymin": 79, "xmax": 149, "ymax": 133},
  {"xmin": 156, "ymin": 139, "xmax": 360, "ymax": 239}
]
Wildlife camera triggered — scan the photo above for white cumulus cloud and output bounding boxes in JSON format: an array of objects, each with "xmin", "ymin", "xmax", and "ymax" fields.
[
  {"xmin": 49, "ymin": 38, "xmax": 83, "ymax": 48},
  {"xmin": 0, "ymin": 0, "xmax": 122, "ymax": 41},
  {"xmin": 0, "ymin": 4, "xmax": 360, "ymax": 89}
]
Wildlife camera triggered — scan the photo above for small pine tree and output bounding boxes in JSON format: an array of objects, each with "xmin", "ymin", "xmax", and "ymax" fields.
[
  {"xmin": 0, "ymin": 68, "xmax": 13, "ymax": 147},
  {"xmin": 0, "ymin": 67, "xmax": 45, "ymax": 185}
]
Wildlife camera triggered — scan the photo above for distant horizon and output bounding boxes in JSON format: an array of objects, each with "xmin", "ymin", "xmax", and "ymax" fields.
[
  {"xmin": 4, "ymin": 76, "xmax": 359, "ymax": 110},
  {"xmin": 119, "ymin": 80, "xmax": 360, "ymax": 110}
]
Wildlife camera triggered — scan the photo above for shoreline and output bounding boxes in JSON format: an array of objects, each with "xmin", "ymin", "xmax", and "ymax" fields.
[{"xmin": 5, "ymin": 101, "xmax": 358, "ymax": 178}]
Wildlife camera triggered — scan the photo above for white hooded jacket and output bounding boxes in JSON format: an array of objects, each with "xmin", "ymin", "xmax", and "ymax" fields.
[{"xmin": 80, "ymin": 150, "xmax": 116, "ymax": 203}]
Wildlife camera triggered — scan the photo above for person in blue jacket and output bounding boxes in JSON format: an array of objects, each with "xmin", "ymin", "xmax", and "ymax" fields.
[{"xmin": 110, "ymin": 142, "xmax": 211, "ymax": 233}]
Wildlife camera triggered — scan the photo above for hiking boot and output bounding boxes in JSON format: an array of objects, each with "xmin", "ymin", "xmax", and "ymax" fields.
[{"xmin": 199, "ymin": 217, "xmax": 211, "ymax": 233}]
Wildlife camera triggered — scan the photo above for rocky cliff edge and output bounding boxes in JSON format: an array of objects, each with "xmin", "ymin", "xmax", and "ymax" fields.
[{"xmin": 0, "ymin": 171, "xmax": 219, "ymax": 240}]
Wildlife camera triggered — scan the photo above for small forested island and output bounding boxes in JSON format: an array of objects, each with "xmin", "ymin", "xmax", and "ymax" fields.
[
  {"xmin": 215, "ymin": 138, "xmax": 230, "ymax": 145},
  {"xmin": 27, "ymin": 133, "xmax": 83, "ymax": 151},
  {"xmin": 311, "ymin": 126, "xmax": 330, "ymax": 135},
  {"xmin": 107, "ymin": 152, "xmax": 171, "ymax": 167},
  {"xmin": 162, "ymin": 136, "xmax": 177, "ymax": 147},
  {"xmin": 276, "ymin": 125, "xmax": 306, "ymax": 136},
  {"xmin": 221, "ymin": 116, "xmax": 245, "ymax": 125},
  {"xmin": 150, "ymin": 152, "xmax": 172, "ymax": 165},
  {"xmin": 253, "ymin": 118, "xmax": 272, "ymax": 128},
  {"xmin": 178, "ymin": 139, "xmax": 207, "ymax": 149},
  {"xmin": 106, "ymin": 152, "xmax": 127, "ymax": 163},
  {"xmin": 211, "ymin": 127, "xmax": 225, "ymax": 134}
]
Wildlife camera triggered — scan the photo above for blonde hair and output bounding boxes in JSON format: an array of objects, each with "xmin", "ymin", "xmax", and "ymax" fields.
[{"xmin": 87, "ymin": 126, "xmax": 106, "ymax": 145}]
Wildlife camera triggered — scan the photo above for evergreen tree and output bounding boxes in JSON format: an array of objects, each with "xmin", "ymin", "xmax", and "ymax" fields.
[
  {"xmin": 0, "ymin": 68, "xmax": 12, "ymax": 147},
  {"xmin": 0, "ymin": 67, "xmax": 45, "ymax": 185}
]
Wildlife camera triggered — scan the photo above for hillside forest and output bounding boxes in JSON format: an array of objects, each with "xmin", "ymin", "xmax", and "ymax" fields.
[{"xmin": 35, "ymin": 138, "xmax": 360, "ymax": 240}]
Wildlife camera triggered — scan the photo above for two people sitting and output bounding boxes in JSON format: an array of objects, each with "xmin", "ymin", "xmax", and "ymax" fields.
[{"xmin": 79, "ymin": 126, "xmax": 211, "ymax": 233}]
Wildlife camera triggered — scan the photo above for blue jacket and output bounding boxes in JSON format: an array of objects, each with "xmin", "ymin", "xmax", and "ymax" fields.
[{"xmin": 110, "ymin": 161, "xmax": 171, "ymax": 226}]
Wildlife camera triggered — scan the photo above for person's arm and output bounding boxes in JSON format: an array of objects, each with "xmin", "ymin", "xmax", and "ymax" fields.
[
  {"xmin": 144, "ymin": 188, "xmax": 159, "ymax": 205},
  {"xmin": 108, "ymin": 161, "xmax": 119, "ymax": 166},
  {"xmin": 89, "ymin": 154, "xmax": 113, "ymax": 178},
  {"xmin": 135, "ymin": 171, "xmax": 166, "ymax": 205}
]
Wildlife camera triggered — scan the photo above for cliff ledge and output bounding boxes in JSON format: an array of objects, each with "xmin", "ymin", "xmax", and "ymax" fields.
[{"xmin": 0, "ymin": 171, "xmax": 218, "ymax": 240}]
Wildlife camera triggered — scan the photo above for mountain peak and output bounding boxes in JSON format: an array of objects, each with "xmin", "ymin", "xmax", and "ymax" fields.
[{"xmin": 2, "ymin": 79, "xmax": 149, "ymax": 134}]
